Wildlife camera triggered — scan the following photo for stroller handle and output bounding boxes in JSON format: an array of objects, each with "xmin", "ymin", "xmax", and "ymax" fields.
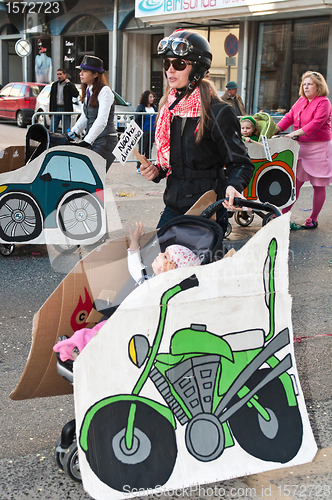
[{"xmin": 201, "ymin": 198, "xmax": 282, "ymax": 220}]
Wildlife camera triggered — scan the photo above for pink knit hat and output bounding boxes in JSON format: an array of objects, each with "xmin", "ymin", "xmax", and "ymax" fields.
[{"xmin": 166, "ymin": 244, "xmax": 201, "ymax": 268}]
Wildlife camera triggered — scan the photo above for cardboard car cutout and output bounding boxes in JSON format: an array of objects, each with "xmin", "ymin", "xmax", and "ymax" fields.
[{"xmin": 0, "ymin": 141, "xmax": 106, "ymax": 246}]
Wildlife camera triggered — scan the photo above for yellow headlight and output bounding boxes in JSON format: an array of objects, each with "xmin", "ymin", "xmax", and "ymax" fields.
[
  {"xmin": 129, "ymin": 337, "xmax": 137, "ymax": 366},
  {"xmin": 0, "ymin": 186, "xmax": 8, "ymax": 194}
]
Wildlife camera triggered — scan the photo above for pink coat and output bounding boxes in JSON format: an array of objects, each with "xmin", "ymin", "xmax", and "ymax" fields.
[{"xmin": 278, "ymin": 96, "xmax": 332, "ymax": 142}]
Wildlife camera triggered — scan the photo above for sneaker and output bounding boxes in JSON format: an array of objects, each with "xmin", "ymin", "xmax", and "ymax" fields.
[{"xmin": 137, "ymin": 168, "xmax": 141, "ymax": 174}]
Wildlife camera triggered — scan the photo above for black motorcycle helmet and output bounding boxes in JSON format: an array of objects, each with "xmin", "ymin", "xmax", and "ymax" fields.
[{"xmin": 157, "ymin": 30, "xmax": 212, "ymax": 89}]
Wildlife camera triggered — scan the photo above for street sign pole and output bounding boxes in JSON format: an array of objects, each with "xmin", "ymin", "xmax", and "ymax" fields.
[
  {"xmin": 15, "ymin": 12, "xmax": 33, "ymax": 83},
  {"xmin": 224, "ymin": 34, "xmax": 239, "ymax": 85},
  {"xmin": 15, "ymin": 27, "xmax": 32, "ymax": 83}
]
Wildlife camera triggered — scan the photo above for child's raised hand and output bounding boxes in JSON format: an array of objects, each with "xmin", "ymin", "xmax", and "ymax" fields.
[{"xmin": 129, "ymin": 222, "xmax": 144, "ymax": 250}]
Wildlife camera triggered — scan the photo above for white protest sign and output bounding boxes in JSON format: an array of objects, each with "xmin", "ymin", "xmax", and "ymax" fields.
[
  {"xmin": 261, "ymin": 135, "xmax": 272, "ymax": 162},
  {"xmin": 112, "ymin": 120, "xmax": 143, "ymax": 165}
]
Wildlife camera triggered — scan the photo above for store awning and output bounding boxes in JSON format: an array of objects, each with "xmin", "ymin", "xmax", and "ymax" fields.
[{"xmin": 135, "ymin": 0, "xmax": 332, "ymax": 24}]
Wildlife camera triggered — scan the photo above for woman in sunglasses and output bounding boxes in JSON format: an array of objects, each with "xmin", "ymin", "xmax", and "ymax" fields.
[
  {"xmin": 275, "ymin": 71, "xmax": 332, "ymax": 228},
  {"xmin": 139, "ymin": 30, "xmax": 254, "ymax": 230}
]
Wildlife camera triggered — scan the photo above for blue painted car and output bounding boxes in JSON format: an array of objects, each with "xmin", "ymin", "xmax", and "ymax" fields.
[{"xmin": 0, "ymin": 145, "xmax": 105, "ymax": 244}]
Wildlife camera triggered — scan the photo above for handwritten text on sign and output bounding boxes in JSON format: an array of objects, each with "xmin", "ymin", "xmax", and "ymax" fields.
[
  {"xmin": 112, "ymin": 120, "xmax": 143, "ymax": 165},
  {"xmin": 262, "ymin": 135, "xmax": 272, "ymax": 162}
]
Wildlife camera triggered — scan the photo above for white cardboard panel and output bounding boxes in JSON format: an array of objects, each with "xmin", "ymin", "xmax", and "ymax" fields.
[{"xmin": 74, "ymin": 214, "xmax": 317, "ymax": 500}]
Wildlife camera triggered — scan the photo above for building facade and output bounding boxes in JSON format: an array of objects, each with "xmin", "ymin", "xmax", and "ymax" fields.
[{"xmin": 0, "ymin": 0, "xmax": 331, "ymax": 114}]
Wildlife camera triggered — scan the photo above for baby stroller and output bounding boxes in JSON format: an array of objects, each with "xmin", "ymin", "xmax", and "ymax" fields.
[
  {"xmin": 53, "ymin": 197, "xmax": 281, "ymax": 482},
  {"xmin": 228, "ymin": 112, "xmax": 281, "ymax": 231}
]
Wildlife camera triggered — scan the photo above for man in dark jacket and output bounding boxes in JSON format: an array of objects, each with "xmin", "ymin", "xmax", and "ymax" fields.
[
  {"xmin": 49, "ymin": 68, "xmax": 79, "ymax": 133},
  {"xmin": 220, "ymin": 81, "xmax": 246, "ymax": 117}
]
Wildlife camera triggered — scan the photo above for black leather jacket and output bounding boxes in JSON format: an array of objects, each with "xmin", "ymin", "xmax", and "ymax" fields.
[
  {"xmin": 50, "ymin": 80, "xmax": 79, "ymax": 112},
  {"xmin": 154, "ymin": 98, "xmax": 254, "ymax": 215}
]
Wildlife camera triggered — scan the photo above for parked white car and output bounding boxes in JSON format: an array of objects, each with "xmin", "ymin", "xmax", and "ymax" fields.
[{"xmin": 34, "ymin": 84, "xmax": 135, "ymax": 132}]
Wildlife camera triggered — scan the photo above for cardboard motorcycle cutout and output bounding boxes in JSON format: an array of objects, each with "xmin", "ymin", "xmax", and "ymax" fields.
[
  {"xmin": 228, "ymin": 136, "xmax": 299, "ymax": 231},
  {"xmin": 72, "ymin": 214, "xmax": 317, "ymax": 499},
  {"xmin": 244, "ymin": 137, "xmax": 299, "ymax": 209}
]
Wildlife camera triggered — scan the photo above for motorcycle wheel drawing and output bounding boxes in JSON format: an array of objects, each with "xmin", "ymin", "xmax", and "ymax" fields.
[
  {"xmin": 228, "ymin": 368, "xmax": 303, "ymax": 463},
  {"xmin": 83, "ymin": 399, "xmax": 177, "ymax": 491},
  {"xmin": 79, "ymin": 239, "xmax": 303, "ymax": 491}
]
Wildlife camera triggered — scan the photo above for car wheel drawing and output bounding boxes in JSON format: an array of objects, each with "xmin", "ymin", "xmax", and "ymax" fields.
[
  {"xmin": 0, "ymin": 193, "xmax": 42, "ymax": 242},
  {"xmin": 58, "ymin": 193, "xmax": 102, "ymax": 240}
]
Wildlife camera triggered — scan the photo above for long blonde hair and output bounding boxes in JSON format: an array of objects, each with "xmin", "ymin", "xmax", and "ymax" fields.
[{"xmin": 157, "ymin": 77, "xmax": 220, "ymax": 144}]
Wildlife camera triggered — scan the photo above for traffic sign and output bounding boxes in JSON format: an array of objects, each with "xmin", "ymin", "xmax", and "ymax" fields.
[
  {"xmin": 15, "ymin": 39, "xmax": 32, "ymax": 58},
  {"xmin": 224, "ymin": 34, "xmax": 239, "ymax": 57}
]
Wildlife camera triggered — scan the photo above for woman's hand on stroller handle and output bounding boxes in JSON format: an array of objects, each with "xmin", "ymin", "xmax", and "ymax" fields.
[
  {"xmin": 202, "ymin": 197, "xmax": 281, "ymax": 219},
  {"xmin": 223, "ymin": 186, "xmax": 247, "ymax": 211}
]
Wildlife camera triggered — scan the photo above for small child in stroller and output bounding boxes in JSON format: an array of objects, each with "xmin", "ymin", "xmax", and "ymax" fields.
[
  {"xmin": 240, "ymin": 116, "xmax": 259, "ymax": 143},
  {"xmin": 53, "ymin": 222, "xmax": 201, "ymax": 362}
]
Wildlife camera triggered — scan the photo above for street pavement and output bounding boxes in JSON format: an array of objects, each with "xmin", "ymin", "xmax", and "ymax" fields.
[{"xmin": 0, "ymin": 123, "xmax": 331, "ymax": 499}]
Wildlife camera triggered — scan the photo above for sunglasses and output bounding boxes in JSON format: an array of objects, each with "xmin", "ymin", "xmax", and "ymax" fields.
[
  {"xmin": 158, "ymin": 37, "xmax": 193, "ymax": 57},
  {"xmin": 163, "ymin": 59, "xmax": 193, "ymax": 71}
]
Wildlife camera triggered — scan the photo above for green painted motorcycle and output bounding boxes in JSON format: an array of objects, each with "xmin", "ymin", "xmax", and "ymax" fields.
[{"xmin": 79, "ymin": 238, "xmax": 302, "ymax": 491}]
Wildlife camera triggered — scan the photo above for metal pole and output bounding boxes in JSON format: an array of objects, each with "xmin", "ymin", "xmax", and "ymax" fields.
[
  {"xmin": 241, "ymin": 20, "xmax": 249, "ymax": 109},
  {"xmin": 23, "ymin": 15, "xmax": 28, "ymax": 82},
  {"xmin": 112, "ymin": 0, "xmax": 118, "ymax": 90}
]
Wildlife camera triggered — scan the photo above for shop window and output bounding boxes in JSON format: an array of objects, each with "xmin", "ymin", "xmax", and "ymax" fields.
[
  {"xmin": 151, "ymin": 34, "xmax": 163, "ymax": 102},
  {"xmin": 34, "ymin": 38, "xmax": 52, "ymax": 83},
  {"xmin": 62, "ymin": 16, "xmax": 108, "ymax": 83},
  {"xmin": 66, "ymin": 16, "xmax": 107, "ymax": 34},
  {"xmin": 254, "ymin": 18, "xmax": 329, "ymax": 115},
  {"xmin": 188, "ymin": 26, "xmax": 240, "ymax": 97}
]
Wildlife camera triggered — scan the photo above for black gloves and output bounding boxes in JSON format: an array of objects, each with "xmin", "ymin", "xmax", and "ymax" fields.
[{"xmin": 76, "ymin": 141, "xmax": 90, "ymax": 148}]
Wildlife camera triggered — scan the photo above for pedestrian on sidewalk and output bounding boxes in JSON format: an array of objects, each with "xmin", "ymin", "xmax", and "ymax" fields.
[
  {"xmin": 49, "ymin": 68, "xmax": 78, "ymax": 133},
  {"xmin": 275, "ymin": 71, "xmax": 332, "ymax": 228},
  {"xmin": 220, "ymin": 81, "xmax": 246, "ymax": 117},
  {"xmin": 135, "ymin": 90, "xmax": 158, "ymax": 174}
]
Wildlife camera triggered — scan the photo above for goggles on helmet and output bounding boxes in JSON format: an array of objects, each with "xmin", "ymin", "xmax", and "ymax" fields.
[{"xmin": 157, "ymin": 37, "xmax": 194, "ymax": 57}]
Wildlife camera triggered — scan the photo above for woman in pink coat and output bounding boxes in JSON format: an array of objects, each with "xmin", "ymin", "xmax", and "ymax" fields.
[{"xmin": 276, "ymin": 71, "xmax": 332, "ymax": 228}]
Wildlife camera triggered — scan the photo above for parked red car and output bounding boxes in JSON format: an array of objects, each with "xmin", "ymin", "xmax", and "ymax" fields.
[{"xmin": 0, "ymin": 82, "xmax": 46, "ymax": 127}]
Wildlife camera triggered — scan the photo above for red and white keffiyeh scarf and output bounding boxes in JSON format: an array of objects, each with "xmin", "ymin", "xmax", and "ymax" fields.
[{"xmin": 155, "ymin": 87, "xmax": 201, "ymax": 173}]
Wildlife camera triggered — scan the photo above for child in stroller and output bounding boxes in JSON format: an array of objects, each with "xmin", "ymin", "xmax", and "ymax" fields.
[
  {"xmin": 241, "ymin": 116, "xmax": 259, "ymax": 143},
  {"xmin": 53, "ymin": 221, "xmax": 201, "ymax": 362},
  {"xmin": 52, "ymin": 207, "xmax": 227, "ymax": 481}
]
